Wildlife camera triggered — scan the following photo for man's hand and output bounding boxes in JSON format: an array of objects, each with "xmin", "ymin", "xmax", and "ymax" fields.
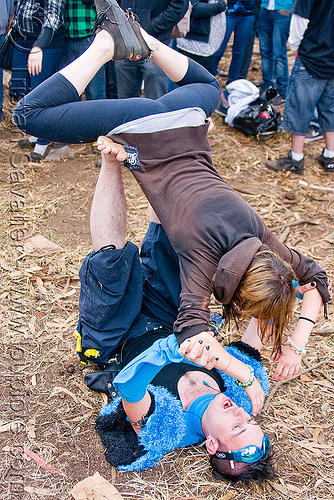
[
  {"xmin": 270, "ymin": 345, "xmax": 301, "ymax": 381},
  {"xmin": 243, "ymin": 378, "xmax": 264, "ymax": 416},
  {"xmin": 28, "ymin": 48, "xmax": 43, "ymax": 76},
  {"xmin": 178, "ymin": 331, "xmax": 219, "ymax": 371}
]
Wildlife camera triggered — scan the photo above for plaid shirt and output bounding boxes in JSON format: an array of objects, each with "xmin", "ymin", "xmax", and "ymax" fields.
[
  {"xmin": 15, "ymin": 0, "xmax": 66, "ymax": 33},
  {"xmin": 64, "ymin": 0, "xmax": 97, "ymax": 39}
]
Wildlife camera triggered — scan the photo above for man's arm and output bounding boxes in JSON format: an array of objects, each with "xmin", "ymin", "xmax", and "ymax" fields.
[{"xmin": 148, "ymin": 0, "xmax": 189, "ymax": 38}]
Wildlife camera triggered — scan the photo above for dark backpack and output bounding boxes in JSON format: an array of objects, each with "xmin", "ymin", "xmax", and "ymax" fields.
[{"xmin": 233, "ymin": 87, "xmax": 281, "ymax": 141}]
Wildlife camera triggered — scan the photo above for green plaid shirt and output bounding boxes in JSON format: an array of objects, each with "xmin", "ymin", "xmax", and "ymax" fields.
[{"xmin": 64, "ymin": 0, "xmax": 96, "ymax": 38}]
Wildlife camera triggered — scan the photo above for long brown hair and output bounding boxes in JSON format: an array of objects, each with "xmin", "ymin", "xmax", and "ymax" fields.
[{"xmin": 224, "ymin": 248, "xmax": 296, "ymax": 356}]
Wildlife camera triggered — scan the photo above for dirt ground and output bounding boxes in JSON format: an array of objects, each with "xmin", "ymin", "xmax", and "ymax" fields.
[{"xmin": 1, "ymin": 44, "xmax": 334, "ymax": 500}]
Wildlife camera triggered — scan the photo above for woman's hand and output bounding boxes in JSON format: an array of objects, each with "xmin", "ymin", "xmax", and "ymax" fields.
[
  {"xmin": 270, "ymin": 344, "xmax": 301, "ymax": 381},
  {"xmin": 28, "ymin": 47, "xmax": 43, "ymax": 76},
  {"xmin": 178, "ymin": 331, "xmax": 219, "ymax": 370},
  {"xmin": 243, "ymin": 377, "xmax": 264, "ymax": 416}
]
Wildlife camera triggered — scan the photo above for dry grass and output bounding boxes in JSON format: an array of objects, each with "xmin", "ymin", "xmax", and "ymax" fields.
[{"xmin": 0, "ymin": 42, "xmax": 334, "ymax": 500}]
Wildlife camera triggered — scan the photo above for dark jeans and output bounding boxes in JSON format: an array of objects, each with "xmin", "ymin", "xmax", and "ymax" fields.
[
  {"xmin": 115, "ymin": 58, "xmax": 168, "ymax": 99},
  {"xmin": 211, "ymin": 14, "xmax": 255, "ymax": 82},
  {"xmin": 58, "ymin": 36, "xmax": 106, "ymax": 100},
  {"xmin": 11, "ymin": 44, "xmax": 62, "ymax": 145},
  {"xmin": 14, "ymin": 58, "xmax": 221, "ymax": 143},
  {"xmin": 258, "ymin": 8, "xmax": 291, "ymax": 96},
  {"xmin": 239, "ymin": 0, "xmax": 261, "ymax": 79}
]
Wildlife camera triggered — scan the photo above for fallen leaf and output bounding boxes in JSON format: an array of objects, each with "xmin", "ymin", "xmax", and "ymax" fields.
[
  {"xmin": 218, "ymin": 493, "xmax": 236, "ymax": 500},
  {"xmin": 36, "ymin": 277, "xmax": 48, "ymax": 295},
  {"xmin": 23, "ymin": 447, "xmax": 63, "ymax": 475},
  {"xmin": 300, "ymin": 373, "xmax": 313, "ymax": 383},
  {"xmin": 24, "ymin": 486, "xmax": 57, "ymax": 496},
  {"xmin": 71, "ymin": 472, "xmax": 124, "ymax": 500},
  {"xmin": 0, "ymin": 420, "xmax": 24, "ymax": 433},
  {"xmin": 24, "ymin": 235, "xmax": 63, "ymax": 256}
]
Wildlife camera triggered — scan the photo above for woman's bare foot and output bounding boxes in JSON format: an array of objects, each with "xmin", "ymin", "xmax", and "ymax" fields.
[{"xmin": 97, "ymin": 136, "xmax": 128, "ymax": 163}]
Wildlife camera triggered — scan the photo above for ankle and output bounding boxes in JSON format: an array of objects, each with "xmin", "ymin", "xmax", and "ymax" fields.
[{"xmin": 93, "ymin": 30, "xmax": 115, "ymax": 61}]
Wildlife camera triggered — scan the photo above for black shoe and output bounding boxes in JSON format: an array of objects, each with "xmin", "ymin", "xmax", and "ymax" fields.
[
  {"xmin": 317, "ymin": 149, "xmax": 334, "ymax": 173},
  {"xmin": 84, "ymin": 358, "xmax": 122, "ymax": 397},
  {"xmin": 93, "ymin": 0, "xmax": 151, "ymax": 61},
  {"xmin": 265, "ymin": 150, "xmax": 305, "ymax": 175},
  {"xmin": 28, "ymin": 143, "xmax": 52, "ymax": 163}
]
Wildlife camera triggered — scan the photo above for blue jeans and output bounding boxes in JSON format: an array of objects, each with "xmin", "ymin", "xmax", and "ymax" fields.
[
  {"xmin": 211, "ymin": 14, "xmax": 255, "ymax": 82},
  {"xmin": 11, "ymin": 44, "xmax": 62, "ymax": 145},
  {"xmin": 58, "ymin": 36, "xmax": 106, "ymax": 100},
  {"xmin": 0, "ymin": 33, "xmax": 5, "ymax": 111},
  {"xmin": 282, "ymin": 58, "xmax": 334, "ymax": 135},
  {"xmin": 258, "ymin": 8, "xmax": 291, "ymax": 96},
  {"xmin": 115, "ymin": 58, "xmax": 168, "ymax": 99}
]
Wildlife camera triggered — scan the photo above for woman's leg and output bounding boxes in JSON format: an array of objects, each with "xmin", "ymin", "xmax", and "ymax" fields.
[{"xmin": 14, "ymin": 28, "xmax": 220, "ymax": 144}]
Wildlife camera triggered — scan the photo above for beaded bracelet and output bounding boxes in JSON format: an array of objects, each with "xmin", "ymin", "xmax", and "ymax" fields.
[
  {"xmin": 284, "ymin": 336, "xmax": 306, "ymax": 356},
  {"xmin": 235, "ymin": 365, "xmax": 255, "ymax": 388}
]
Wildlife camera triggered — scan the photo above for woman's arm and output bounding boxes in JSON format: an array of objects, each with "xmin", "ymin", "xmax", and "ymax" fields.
[{"xmin": 272, "ymin": 288, "xmax": 323, "ymax": 381}]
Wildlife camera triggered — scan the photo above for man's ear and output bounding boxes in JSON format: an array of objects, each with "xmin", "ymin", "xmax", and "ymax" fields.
[{"xmin": 205, "ymin": 436, "xmax": 219, "ymax": 455}]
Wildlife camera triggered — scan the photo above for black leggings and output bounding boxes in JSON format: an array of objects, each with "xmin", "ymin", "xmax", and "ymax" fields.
[{"xmin": 13, "ymin": 58, "xmax": 221, "ymax": 144}]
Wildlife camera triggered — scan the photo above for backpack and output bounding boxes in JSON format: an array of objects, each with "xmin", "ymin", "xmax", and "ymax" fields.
[{"xmin": 232, "ymin": 87, "xmax": 281, "ymax": 141}]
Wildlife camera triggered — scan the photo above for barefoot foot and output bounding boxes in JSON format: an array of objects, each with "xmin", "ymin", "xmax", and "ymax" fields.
[{"xmin": 97, "ymin": 136, "xmax": 128, "ymax": 163}]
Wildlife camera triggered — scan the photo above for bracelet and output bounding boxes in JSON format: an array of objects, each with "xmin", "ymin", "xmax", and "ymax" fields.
[
  {"xmin": 284, "ymin": 336, "xmax": 306, "ymax": 356},
  {"xmin": 223, "ymin": 352, "xmax": 232, "ymax": 372},
  {"xmin": 298, "ymin": 316, "xmax": 315, "ymax": 325},
  {"xmin": 235, "ymin": 365, "xmax": 255, "ymax": 388}
]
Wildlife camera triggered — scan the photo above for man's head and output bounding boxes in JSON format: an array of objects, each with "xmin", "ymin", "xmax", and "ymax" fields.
[{"xmin": 202, "ymin": 393, "xmax": 274, "ymax": 482}]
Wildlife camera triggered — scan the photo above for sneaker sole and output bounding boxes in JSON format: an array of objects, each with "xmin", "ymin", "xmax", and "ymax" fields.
[{"xmin": 304, "ymin": 134, "xmax": 324, "ymax": 143}]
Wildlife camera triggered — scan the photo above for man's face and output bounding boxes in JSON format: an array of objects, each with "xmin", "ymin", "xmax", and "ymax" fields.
[{"xmin": 203, "ymin": 393, "xmax": 264, "ymax": 453}]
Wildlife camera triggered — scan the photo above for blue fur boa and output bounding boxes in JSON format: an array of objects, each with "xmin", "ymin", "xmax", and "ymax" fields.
[{"xmin": 98, "ymin": 343, "xmax": 269, "ymax": 471}]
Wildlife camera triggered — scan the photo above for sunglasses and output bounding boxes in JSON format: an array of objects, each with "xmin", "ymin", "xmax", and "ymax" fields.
[{"xmin": 214, "ymin": 435, "xmax": 270, "ymax": 464}]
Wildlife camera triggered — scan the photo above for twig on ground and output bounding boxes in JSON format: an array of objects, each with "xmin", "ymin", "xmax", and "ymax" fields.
[
  {"xmin": 263, "ymin": 360, "xmax": 328, "ymax": 411},
  {"xmin": 302, "ymin": 358, "xmax": 334, "ymax": 386},
  {"xmin": 271, "ymin": 218, "xmax": 320, "ymax": 232}
]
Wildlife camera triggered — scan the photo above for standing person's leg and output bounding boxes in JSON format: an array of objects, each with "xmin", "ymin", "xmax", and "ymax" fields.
[
  {"xmin": 265, "ymin": 58, "xmax": 327, "ymax": 174},
  {"xmin": 239, "ymin": 0, "xmax": 261, "ymax": 80},
  {"xmin": 115, "ymin": 59, "xmax": 143, "ymax": 98},
  {"xmin": 272, "ymin": 10, "xmax": 290, "ymax": 99},
  {"xmin": 226, "ymin": 15, "xmax": 255, "ymax": 85},
  {"xmin": 211, "ymin": 16, "xmax": 236, "ymax": 77},
  {"xmin": 258, "ymin": 9, "xmax": 274, "ymax": 91},
  {"xmin": 11, "ymin": 46, "xmax": 31, "ymax": 100},
  {"xmin": 142, "ymin": 59, "xmax": 168, "ymax": 99},
  {"xmin": 316, "ymin": 77, "xmax": 334, "ymax": 173}
]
